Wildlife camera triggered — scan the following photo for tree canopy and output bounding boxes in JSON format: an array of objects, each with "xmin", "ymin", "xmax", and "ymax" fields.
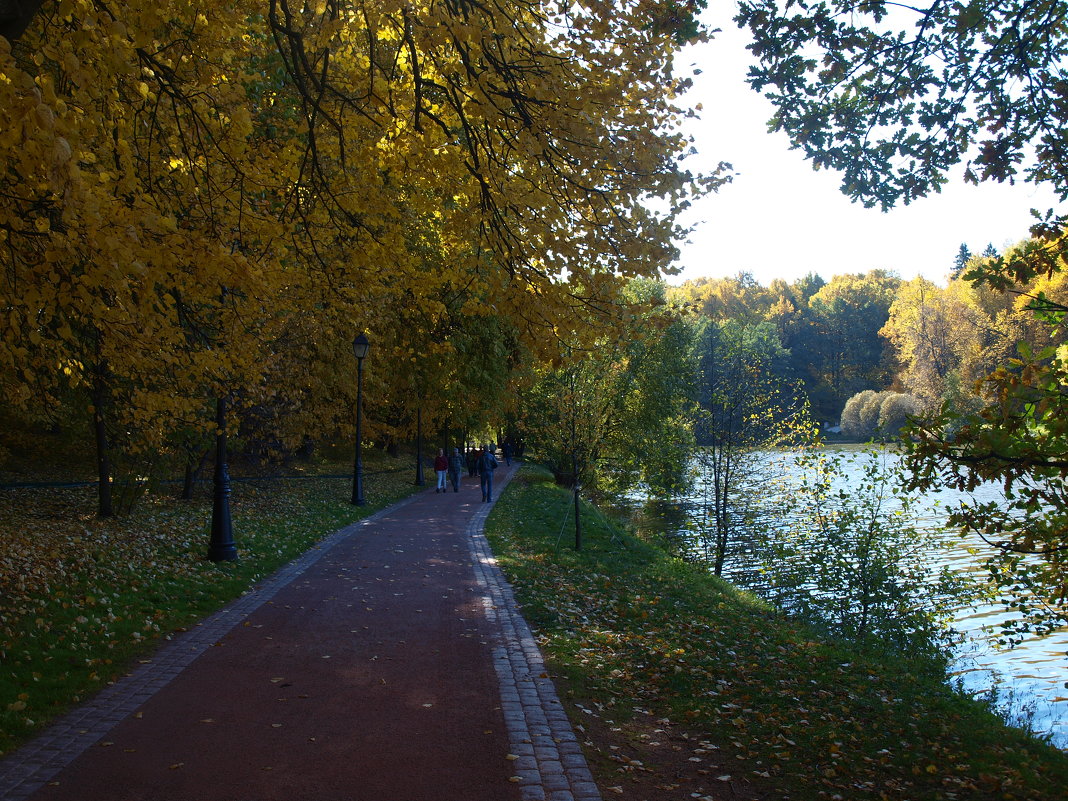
[
  {"xmin": 737, "ymin": 0, "xmax": 1068, "ymax": 213},
  {"xmin": 0, "ymin": 0, "xmax": 718, "ymax": 499},
  {"xmin": 902, "ymin": 234, "xmax": 1068, "ymax": 625}
]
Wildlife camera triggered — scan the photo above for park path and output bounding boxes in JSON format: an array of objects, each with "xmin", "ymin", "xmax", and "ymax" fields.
[{"xmin": 0, "ymin": 463, "xmax": 601, "ymax": 801}]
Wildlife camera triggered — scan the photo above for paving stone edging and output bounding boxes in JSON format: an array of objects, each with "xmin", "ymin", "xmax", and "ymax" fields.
[
  {"xmin": 0, "ymin": 497, "xmax": 418, "ymax": 801},
  {"xmin": 466, "ymin": 471, "xmax": 603, "ymax": 801}
]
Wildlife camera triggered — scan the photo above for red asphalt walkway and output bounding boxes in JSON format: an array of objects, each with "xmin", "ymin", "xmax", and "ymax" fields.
[{"xmin": 0, "ymin": 463, "xmax": 602, "ymax": 801}]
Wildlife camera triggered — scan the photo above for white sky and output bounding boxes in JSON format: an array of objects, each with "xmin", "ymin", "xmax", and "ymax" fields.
[{"xmin": 671, "ymin": 4, "xmax": 1064, "ymax": 288}]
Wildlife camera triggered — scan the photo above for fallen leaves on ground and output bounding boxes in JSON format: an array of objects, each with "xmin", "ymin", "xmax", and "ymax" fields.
[
  {"xmin": 485, "ymin": 468, "xmax": 1068, "ymax": 801},
  {"xmin": 0, "ymin": 465, "xmax": 415, "ymax": 754}
]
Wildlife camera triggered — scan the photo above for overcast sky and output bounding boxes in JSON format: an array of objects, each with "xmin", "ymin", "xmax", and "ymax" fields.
[{"xmin": 670, "ymin": 5, "xmax": 1063, "ymax": 288}]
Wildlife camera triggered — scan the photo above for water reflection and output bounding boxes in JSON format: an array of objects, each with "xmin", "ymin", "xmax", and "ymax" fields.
[{"xmin": 619, "ymin": 450, "xmax": 1068, "ymax": 748}]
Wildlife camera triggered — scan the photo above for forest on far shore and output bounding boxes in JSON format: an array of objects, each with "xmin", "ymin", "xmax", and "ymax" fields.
[{"xmin": 668, "ymin": 241, "xmax": 1066, "ymax": 440}]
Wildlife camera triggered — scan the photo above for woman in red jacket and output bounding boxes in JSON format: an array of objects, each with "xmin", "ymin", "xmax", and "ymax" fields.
[{"xmin": 434, "ymin": 449, "xmax": 449, "ymax": 493}]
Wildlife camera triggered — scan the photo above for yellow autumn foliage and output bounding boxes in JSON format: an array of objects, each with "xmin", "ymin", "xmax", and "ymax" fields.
[{"xmin": 0, "ymin": 1, "xmax": 716, "ymax": 464}]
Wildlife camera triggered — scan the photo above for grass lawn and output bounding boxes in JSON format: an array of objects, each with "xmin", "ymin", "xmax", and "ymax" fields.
[{"xmin": 485, "ymin": 465, "xmax": 1068, "ymax": 801}]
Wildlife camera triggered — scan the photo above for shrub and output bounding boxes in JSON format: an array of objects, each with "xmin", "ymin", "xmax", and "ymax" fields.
[
  {"xmin": 840, "ymin": 390, "xmax": 922, "ymax": 440},
  {"xmin": 878, "ymin": 392, "xmax": 922, "ymax": 436}
]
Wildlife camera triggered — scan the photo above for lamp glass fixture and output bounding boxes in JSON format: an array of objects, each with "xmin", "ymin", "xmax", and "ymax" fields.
[{"xmin": 352, "ymin": 333, "xmax": 370, "ymax": 360}]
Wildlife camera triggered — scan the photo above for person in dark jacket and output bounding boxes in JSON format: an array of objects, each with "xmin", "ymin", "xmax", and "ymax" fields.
[{"xmin": 478, "ymin": 444, "xmax": 498, "ymax": 502}]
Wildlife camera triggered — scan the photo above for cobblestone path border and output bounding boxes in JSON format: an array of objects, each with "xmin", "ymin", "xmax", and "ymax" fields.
[{"xmin": 466, "ymin": 472, "xmax": 603, "ymax": 801}]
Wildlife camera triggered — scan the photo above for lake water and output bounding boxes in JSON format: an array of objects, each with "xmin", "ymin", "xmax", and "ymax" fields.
[{"xmin": 622, "ymin": 449, "xmax": 1068, "ymax": 748}]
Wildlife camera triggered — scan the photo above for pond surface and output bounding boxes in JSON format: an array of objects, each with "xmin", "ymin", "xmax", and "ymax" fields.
[{"xmin": 621, "ymin": 449, "xmax": 1068, "ymax": 748}]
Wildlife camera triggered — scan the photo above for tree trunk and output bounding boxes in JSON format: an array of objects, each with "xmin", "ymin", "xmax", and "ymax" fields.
[
  {"xmin": 181, "ymin": 462, "xmax": 195, "ymax": 500},
  {"xmin": 208, "ymin": 396, "xmax": 237, "ymax": 560},
  {"xmin": 414, "ymin": 407, "xmax": 425, "ymax": 486},
  {"xmin": 180, "ymin": 449, "xmax": 211, "ymax": 500},
  {"xmin": 90, "ymin": 373, "xmax": 113, "ymax": 518},
  {"xmin": 572, "ymin": 451, "xmax": 582, "ymax": 551}
]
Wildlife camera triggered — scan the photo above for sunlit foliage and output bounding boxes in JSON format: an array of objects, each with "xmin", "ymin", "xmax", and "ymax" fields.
[{"xmin": 0, "ymin": 1, "xmax": 718, "ymax": 508}]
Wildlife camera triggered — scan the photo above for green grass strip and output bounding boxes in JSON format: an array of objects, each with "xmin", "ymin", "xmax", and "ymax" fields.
[{"xmin": 485, "ymin": 465, "xmax": 1068, "ymax": 800}]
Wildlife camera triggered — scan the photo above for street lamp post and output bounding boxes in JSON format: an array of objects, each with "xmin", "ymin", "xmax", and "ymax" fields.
[{"xmin": 351, "ymin": 333, "xmax": 369, "ymax": 506}]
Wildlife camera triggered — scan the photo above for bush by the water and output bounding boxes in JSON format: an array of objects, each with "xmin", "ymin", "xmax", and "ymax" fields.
[{"xmin": 840, "ymin": 389, "xmax": 922, "ymax": 440}]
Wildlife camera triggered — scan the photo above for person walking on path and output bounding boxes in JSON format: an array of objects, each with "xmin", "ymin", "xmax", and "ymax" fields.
[
  {"xmin": 478, "ymin": 443, "xmax": 498, "ymax": 502},
  {"xmin": 448, "ymin": 447, "xmax": 464, "ymax": 492},
  {"xmin": 434, "ymin": 448, "xmax": 448, "ymax": 492},
  {"xmin": 503, "ymin": 440, "xmax": 513, "ymax": 466}
]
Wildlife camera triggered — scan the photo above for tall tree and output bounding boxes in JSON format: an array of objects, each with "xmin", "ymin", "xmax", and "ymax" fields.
[
  {"xmin": 602, "ymin": 281, "xmax": 697, "ymax": 498},
  {"xmin": 693, "ymin": 318, "xmax": 810, "ymax": 575},
  {"xmin": 881, "ymin": 278, "xmax": 970, "ymax": 406},
  {"xmin": 1, "ymin": 1, "xmax": 716, "ymax": 508},
  {"xmin": 880, "ymin": 273, "xmax": 1030, "ymax": 411},
  {"xmin": 793, "ymin": 271, "xmax": 899, "ymax": 421},
  {"xmin": 521, "ymin": 281, "xmax": 696, "ymax": 499},
  {"xmin": 952, "ymin": 244, "xmax": 973, "ymax": 279},
  {"xmin": 672, "ymin": 273, "xmax": 771, "ymax": 323}
]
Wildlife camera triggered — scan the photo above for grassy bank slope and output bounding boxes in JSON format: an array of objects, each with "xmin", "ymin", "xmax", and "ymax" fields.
[{"xmin": 485, "ymin": 465, "xmax": 1068, "ymax": 801}]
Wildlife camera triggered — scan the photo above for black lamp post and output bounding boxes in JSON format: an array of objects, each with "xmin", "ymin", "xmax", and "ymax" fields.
[
  {"xmin": 351, "ymin": 333, "xmax": 369, "ymax": 505},
  {"xmin": 208, "ymin": 396, "xmax": 237, "ymax": 561}
]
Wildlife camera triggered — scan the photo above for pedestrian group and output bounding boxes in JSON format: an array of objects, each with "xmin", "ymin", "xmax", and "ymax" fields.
[{"xmin": 435, "ymin": 443, "xmax": 502, "ymax": 502}]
